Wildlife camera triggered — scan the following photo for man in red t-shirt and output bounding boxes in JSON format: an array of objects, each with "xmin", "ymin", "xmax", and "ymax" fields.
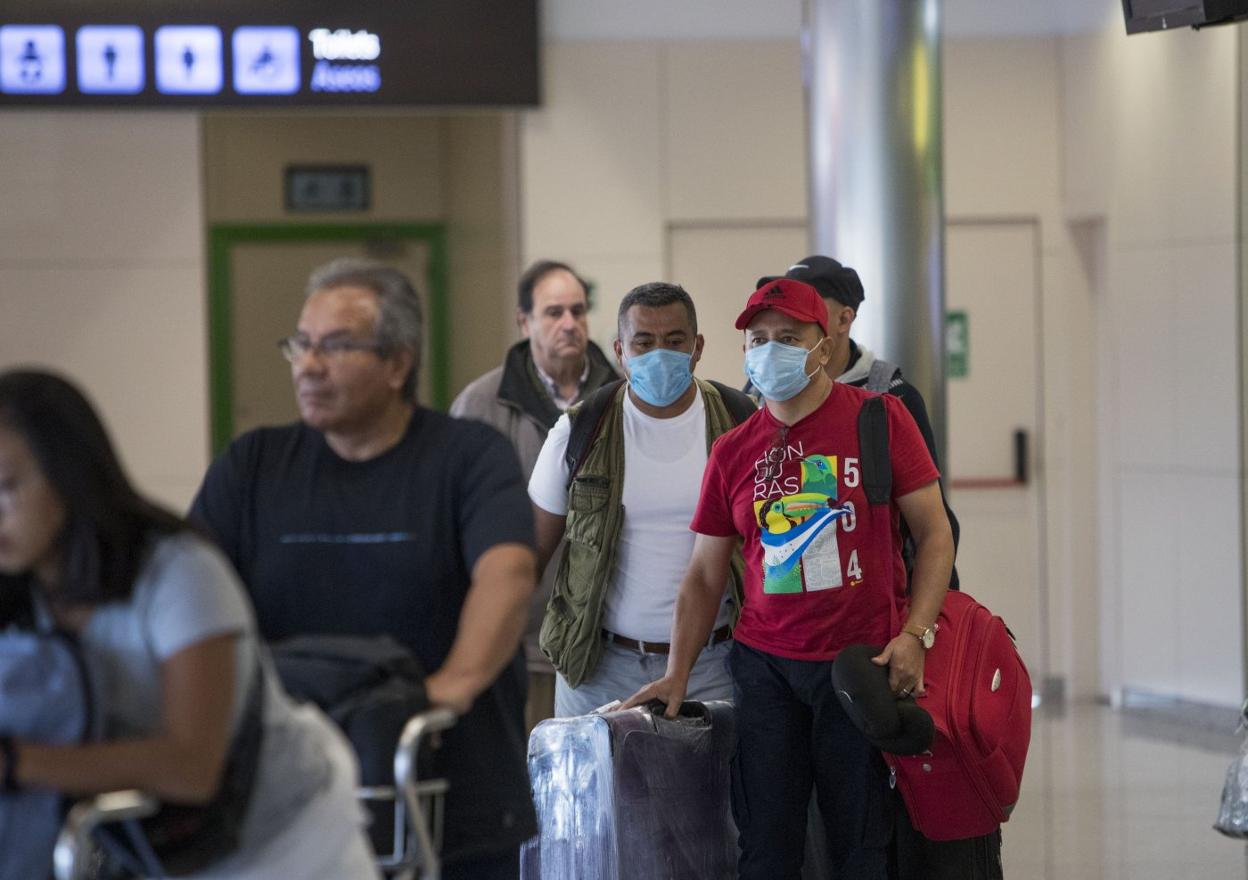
[{"xmin": 625, "ymin": 278, "xmax": 953, "ymax": 879}]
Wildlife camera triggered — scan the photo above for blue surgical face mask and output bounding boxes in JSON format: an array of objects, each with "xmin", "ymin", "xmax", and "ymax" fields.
[
  {"xmin": 626, "ymin": 347, "xmax": 694, "ymax": 407},
  {"xmin": 744, "ymin": 339, "xmax": 826, "ymax": 402}
]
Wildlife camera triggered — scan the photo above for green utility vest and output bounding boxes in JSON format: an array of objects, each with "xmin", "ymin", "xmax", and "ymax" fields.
[{"xmin": 539, "ymin": 378, "xmax": 748, "ymax": 688}]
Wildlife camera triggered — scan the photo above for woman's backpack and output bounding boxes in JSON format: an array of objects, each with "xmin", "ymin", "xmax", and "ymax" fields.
[{"xmin": 93, "ymin": 655, "xmax": 265, "ymax": 878}]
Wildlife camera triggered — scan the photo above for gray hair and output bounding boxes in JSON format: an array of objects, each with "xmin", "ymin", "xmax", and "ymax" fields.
[{"xmin": 305, "ymin": 257, "xmax": 423, "ymax": 402}]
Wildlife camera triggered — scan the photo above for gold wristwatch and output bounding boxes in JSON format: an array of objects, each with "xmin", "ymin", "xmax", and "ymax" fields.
[{"xmin": 902, "ymin": 622, "xmax": 935, "ymax": 649}]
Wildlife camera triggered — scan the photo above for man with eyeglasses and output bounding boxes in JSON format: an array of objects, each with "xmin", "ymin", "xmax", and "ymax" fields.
[
  {"xmin": 624, "ymin": 279, "xmax": 953, "ymax": 880},
  {"xmin": 190, "ymin": 257, "xmax": 538, "ymax": 880},
  {"xmin": 450, "ymin": 260, "xmax": 618, "ymax": 729}
]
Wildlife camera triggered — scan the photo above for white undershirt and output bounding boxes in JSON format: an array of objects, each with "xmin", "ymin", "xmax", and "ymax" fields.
[{"xmin": 529, "ymin": 386, "xmax": 733, "ymax": 641}]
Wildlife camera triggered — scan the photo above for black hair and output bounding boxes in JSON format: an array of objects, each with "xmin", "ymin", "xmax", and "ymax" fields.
[
  {"xmin": 0, "ymin": 370, "xmax": 184, "ymax": 606},
  {"xmin": 517, "ymin": 260, "xmax": 589, "ymax": 314},
  {"xmin": 617, "ymin": 282, "xmax": 698, "ymax": 336}
]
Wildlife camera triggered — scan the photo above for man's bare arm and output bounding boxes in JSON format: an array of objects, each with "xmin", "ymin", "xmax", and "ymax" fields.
[
  {"xmin": 426, "ymin": 543, "xmax": 537, "ymax": 714},
  {"xmin": 532, "ymin": 505, "xmax": 568, "ymax": 573},
  {"xmin": 872, "ymin": 480, "xmax": 953, "ymax": 695}
]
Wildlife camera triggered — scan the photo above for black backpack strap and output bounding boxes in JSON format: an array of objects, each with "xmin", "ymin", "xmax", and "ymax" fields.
[
  {"xmin": 564, "ymin": 379, "xmax": 625, "ymax": 489},
  {"xmin": 708, "ymin": 380, "xmax": 760, "ymax": 425},
  {"xmin": 857, "ymin": 395, "xmax": 891, "ymax": 506},
  {"xmin": 563, "ymin": 379, "xmax": 752, "ymax": 488}
]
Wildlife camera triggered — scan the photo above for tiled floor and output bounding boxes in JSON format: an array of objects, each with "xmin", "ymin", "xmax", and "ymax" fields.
[{"xmin": 1001, "ymin": 702, "xmax": 1248, "ymax": 879}]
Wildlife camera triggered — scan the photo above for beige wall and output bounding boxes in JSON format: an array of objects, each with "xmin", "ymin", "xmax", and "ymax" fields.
[
  {"xmin": 520, "ymin": 40, "xmax": 805, "ymax": 352},
  {"xmin": 1070, "ymin": 24, "xmax": 1242, "ymax": 706},
  {"xmin": 0, "ymin": 112, "xmax": 207, "ymax": 511},
  {"xmin": 944, "ymin": 36, "xmax": 1102, "ymax": 700},
  {"xmin": 949, "ymin": 23, "xmax": 1242, "ymax": 706},
  {"xmin": 203, "ymin": 112, "xmax": 518, "ymax": 401},
  {"xmin": 444, "ymin": 113, "xmax": 520, "ymax": 391},
  {"xmin": 202, "ymin": 114, "xmax": 445, "ymax": 224},
  {"xmin": 521, "ymin": 42, "xmax": 666, "ymax": 340}
]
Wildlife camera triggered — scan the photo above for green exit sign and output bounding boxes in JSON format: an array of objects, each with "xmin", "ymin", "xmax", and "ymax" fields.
[{"xmin": 947, "ymin": 310, "xmax": 968, "ymax": 378}]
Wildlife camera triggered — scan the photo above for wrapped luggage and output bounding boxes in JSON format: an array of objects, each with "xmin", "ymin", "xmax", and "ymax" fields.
[
  {"xmin": 521, "ymin": 700, "xmax": 736, "ymax": 880},
  {"xmin": 1214, "ymin": 701, "xmax": 1248, "ymax": 838}
]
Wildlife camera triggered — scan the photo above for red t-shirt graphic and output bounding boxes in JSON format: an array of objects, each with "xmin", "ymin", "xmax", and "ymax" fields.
[{"xmin": 691, "ymin": 383, "xmax": 938, "ymax": 660}]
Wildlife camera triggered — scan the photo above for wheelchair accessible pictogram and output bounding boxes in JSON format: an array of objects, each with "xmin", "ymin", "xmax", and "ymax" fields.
[{"xmin": 232, "ymin": 26, "xmax": 300, "ymax": 95}]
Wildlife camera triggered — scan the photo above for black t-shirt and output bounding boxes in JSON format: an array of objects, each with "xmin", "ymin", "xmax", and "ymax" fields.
[{"xmin": 190, "ymin": 407, "xmax": 537, "ymax": 861}]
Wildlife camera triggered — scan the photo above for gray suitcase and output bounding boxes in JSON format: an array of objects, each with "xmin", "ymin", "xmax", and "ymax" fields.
[{"xmin": 521, "ymin": 700, "xmax": 737, "ymax": 880}]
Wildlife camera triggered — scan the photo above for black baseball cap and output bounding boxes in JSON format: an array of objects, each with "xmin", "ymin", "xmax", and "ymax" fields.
[
  {"xmin": 831, "ymin": 643, "xmax": 935, "ymax": 756},
  {"xmin": 757, "ymin": 255, "xmax": 865, "ymax": 311}
]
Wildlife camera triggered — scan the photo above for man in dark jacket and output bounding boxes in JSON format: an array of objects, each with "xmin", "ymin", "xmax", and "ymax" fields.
[{"xmin": 450, "ymin": 260, "xmax": 617, "ymax": 728}]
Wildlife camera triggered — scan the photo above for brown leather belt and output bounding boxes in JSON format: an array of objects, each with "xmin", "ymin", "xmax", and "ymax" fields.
[{"xmin": 603, "ymin": 625, "xmax": 733, "ymax": 655}]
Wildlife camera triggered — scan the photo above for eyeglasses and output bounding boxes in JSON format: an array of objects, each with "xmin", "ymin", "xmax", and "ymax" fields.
[
  {"xmin": 761, "ymin": 424, "xmax": 791, "ymax": 481},
  {"xmin": 277, "ymin": 335, "xmax": 386, "ymax": 363}
]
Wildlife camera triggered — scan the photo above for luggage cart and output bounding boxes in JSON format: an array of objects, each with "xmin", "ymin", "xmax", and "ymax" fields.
[
  {"xmin": 377, "ymin": 706, "xmax": 457, "ymax": 880},
  {"xmin": 52, "ymin": 707, "xmax": 456, "ymax": 880}
]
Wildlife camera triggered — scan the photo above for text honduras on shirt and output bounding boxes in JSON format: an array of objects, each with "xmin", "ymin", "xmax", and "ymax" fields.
[{"xmin": 690, "ymin": 384, "xmax": 939, "ymax": 661}]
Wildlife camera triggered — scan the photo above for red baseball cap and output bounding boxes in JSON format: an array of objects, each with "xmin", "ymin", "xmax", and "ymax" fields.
[{"xmin": 734, "ymin": 278, "xmax": 829, "ymax": 336}]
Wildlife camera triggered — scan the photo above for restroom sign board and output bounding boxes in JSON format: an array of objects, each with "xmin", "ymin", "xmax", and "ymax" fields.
[
  {"xmin": 947, "ymin": 310, "xmax": 969, "ymax": 379},
  {"xmin": 0, "ymin": 0, "xmax": 538, "ymax": 107}
]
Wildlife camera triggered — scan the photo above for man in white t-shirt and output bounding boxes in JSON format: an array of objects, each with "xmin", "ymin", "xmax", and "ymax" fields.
[{"xmin": 528, "ymin": 282, "xmax": 755, "ymax": 717}]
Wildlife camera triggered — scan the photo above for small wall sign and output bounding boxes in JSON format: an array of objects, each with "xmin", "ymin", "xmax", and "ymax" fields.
[
  {"xmin": 285, "ymin": 165, "xmax": 370, "ymax": 212},
  {"xmin": 947, "ymin": 310, "xmax": 969, "ymax": 378}
]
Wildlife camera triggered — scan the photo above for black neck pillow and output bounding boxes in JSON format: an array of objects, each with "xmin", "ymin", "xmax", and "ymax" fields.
[{"xmin": 831, "ymin": 643, "xmax": 935, "ymax": 756}]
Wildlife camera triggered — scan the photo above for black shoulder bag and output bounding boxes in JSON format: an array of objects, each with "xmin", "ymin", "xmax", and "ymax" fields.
[{"xmin": 96, "ymin": 657, "xmax": 266, "ymax": 877}]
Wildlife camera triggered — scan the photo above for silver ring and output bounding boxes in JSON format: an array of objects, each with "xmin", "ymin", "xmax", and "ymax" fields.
[{"xmin": 900, "ymin": 687, "xmax": 912, "ymax": 697}]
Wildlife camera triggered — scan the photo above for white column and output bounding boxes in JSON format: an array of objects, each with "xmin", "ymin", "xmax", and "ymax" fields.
[{"xmin": 805, "ymin": 0, "xmax": 946, "ymax": 458}]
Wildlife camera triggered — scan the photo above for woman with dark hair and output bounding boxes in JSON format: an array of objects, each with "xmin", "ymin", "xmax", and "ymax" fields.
[{"xmin": 0, "ymin": 369, "xmax": 379, "ymax": 878}]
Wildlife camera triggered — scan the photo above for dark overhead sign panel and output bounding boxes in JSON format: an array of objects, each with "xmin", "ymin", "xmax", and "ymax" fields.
[
  {"xmin": 0, "ymin": 0, "xmax": 539, "ymax": 107},
  {"xmin": 1122, "ymin": 0, "xmax": 1248, "ymax": 32}
]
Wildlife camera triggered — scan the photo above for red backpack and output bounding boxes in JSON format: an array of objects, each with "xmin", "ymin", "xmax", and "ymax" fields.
[{"xmin": 856, "ymin": 395, "xmax": 1033, "ymax": 840}]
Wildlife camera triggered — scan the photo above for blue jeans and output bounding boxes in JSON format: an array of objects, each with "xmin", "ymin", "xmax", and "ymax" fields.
[
  {"xmin": 554, "ymin": 637, "xmax": 734, "ymax": 717},
  {"xmin": 729, "ymin": 641, "xmax": 891, "ymax": 880}
]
